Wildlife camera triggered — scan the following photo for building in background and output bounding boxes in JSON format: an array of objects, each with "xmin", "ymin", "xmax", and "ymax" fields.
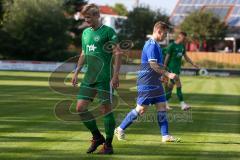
[
  {"xmin": 170, "ymin": 0, "xmax": 240, "ymax": 53},
  {"xmin": 99, "ymin": 6, "xmax": 127, "ymax": 33},
  {"xmin": 74, "ymin": 5, "xmax": 127, "ymax": 33}
]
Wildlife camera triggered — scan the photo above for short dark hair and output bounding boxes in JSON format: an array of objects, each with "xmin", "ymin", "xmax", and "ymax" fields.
[{"xmin": 179, "ymin": 31, "xmax": 187, "ymax": 37}]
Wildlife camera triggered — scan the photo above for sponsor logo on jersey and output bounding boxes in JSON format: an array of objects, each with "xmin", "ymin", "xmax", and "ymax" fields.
[
  {"xmin": 111, "ymin": 35, "xmax": 117, "ymax": 40},
  {"xmin": 87, "ymin": 44, "xmax": 97, "ymax": 52},
  {"xmin": 94, "ymin": 35, "xmax": 100, "ymax": 42},
  {"xmin": 177, "ymin": 52, "xmax": 183, "ymax": 57}
]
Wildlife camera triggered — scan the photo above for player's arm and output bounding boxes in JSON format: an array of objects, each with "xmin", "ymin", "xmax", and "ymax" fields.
[
  {"xmin": 164, "ymin": 54, "xmax": 170, "ymax": 68},
  {"xmin": 149, "ymin": 61, "xmax": 176, "ymax": 80},
  {"xmin": 72, "ymin": 30, "xmax": 86, "ymax": 87},
  {"xmin": 183, "ymin": 53, "xmax": 199, "ymax": 69},
  {"xmin": 72, "ymin": 51, "xmax": 85, "ymax": 87},
  {"xmin": 111, "ymin": 45, "xmax": 122, "ymax": 89},
  {"xmin": 108, "ymin": 27, "xmax": 122, "ymax": 89},
  {"xmin": 147, "ymin": 44, "xmax": 175, "ymax": 79},
  {"xmin": 164, "ymin": 44, "xmax": 172, "ymax": 67}
]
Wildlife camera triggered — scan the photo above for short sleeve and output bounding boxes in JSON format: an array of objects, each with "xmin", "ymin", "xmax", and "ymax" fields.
[
  {"xmin": 147, "ymin": 44, "xmax": 159, "ymax": 62},
  {"xmin": 108, "ymin": 27, "xmax": 118, "ymax": 43}
]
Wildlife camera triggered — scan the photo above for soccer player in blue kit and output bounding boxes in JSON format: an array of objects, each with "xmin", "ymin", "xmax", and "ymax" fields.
[{"xmin": 115, "ymin": 21, "xmax": 180, "ymax": 142}]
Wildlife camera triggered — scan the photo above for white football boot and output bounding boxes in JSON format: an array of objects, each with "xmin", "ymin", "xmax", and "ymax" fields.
[
  {"xmin": 114, "ymin": 127, "xmax": 125, "ymax": 141},
  {"xmin": 180, "ymin": 101, "xmax": 191, "ymax": 111},
  {"xmin": 162, "ymin": 135, "xmax": 181, "ymax": 143}
]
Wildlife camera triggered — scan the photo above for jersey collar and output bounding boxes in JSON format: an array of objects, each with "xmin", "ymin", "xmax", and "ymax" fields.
[{"xmin": 90, "ymin": 24, "xmax": 104, "ymax": 31}]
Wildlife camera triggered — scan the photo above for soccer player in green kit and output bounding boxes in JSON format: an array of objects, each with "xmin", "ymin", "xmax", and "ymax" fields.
[
  {"xmin": 164, "ymin": 32, "xmax": 199, "ymax": 110},
  {"xmin": 71, "ymin": 4, "xmax": 121, "ymax": 154}
]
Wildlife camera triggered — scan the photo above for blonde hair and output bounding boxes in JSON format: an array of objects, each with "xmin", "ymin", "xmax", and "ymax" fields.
[
  {"xmin": 81, "ymin": 3, "xmax": 100, "ymax": 16},
  {"xmin": 153, "ymin": 21, "xmax": 168, "ymax": 32}
]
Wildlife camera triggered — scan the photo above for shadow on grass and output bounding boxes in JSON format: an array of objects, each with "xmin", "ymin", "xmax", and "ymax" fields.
[
  {"xmin": 118, "ymin": 88, "xmax": 240, "ymax": 107},
  {"xmin": 0, "ymin": 85, "xmax": 239, "ymax": 141},
  {"xmin": 0, "ymin": 75, "xmax": 49, "ymax": 82},
  {"xmin": 0, "ymin": 143, "xmax": 239, "ymax": 160},
  {"xmin": 0, "ymin": 135, "xmax": 87, "ymax": 142}
]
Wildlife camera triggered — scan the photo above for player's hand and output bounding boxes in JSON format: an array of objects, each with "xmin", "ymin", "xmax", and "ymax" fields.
[
  {"xmin": 71, "ymin": 72, "xmax": 78, "ymax": 87},
  {"xmin": 166, "ymin": 72, "xmax": 176, "ymax": 80},
  {"xmin": 160, "ymin": 75, "xmax": 169, "ymax": 83},
  {"xmin": 193, "ymin": 64, "xmax": 200, "ymax": 69},
  {"xmin": 111, "ymin": 75, "xmax": 119, "ymax": 89}
]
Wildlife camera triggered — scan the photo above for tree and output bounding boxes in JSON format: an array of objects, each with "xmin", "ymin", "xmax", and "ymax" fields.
[
  {"xmin": 120, "ymin": 6, "xmax": 170, "ymax": 49},
  {"xmin": 112, "ymin": 3, "xmax": 128, "ymax": 16},
  {"xmin": 0, "ymin": 0, "xmax": 13, "ymax": 25},
  {"xmin": 2, "ymin": 0, "xmax": 71, "ymax": 61},
  {"xmin": 0, "ymin": 0, "xmax": 3, "ymax": 23},
  {"xmin": 64, "ymin": 0, "xmax": 86, "ymax": 14},
  {"xmin": 180, "ymin": 11, "xmax": 227, "ymax": 51},
  {"xmin": 63, "ymin": 0, "xmax": 87, "ymax": 48}
]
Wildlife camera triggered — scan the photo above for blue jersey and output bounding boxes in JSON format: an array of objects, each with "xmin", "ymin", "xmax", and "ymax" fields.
[
  {"xmin": 137, "ymin": 38, "xmax": 163, "ymax": 87},
  {"xmin": 137, "ymin": 38, "xmax": 166, "ymax": 105}
]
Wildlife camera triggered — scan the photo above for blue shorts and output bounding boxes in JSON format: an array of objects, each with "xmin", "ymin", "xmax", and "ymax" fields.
[
  {"xmin": 137, "ymin": 84, "xmax": 166, "ymax": 106},
  {"xmin": 137, "ymin": 96, "xmax": 166, "ymax": 106}
]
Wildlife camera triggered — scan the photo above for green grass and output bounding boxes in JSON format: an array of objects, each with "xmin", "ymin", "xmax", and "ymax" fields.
[{"xmin": 0, "ymin": 71, "xmax": 240, "ymax": 160}]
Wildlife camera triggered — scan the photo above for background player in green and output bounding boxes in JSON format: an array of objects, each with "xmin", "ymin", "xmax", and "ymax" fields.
[
  {"xmin": 71, "ymin": 4, "xmax": 121, "ymax": 154},
  {"xmin": 164, "ymin": 32, "xmax": 199, "ymax": 110}
]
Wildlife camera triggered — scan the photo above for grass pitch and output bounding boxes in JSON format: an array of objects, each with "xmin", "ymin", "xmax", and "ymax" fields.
[{"xmin": 0, "ymin": 71, "xmax": 239, "ymax": 160}]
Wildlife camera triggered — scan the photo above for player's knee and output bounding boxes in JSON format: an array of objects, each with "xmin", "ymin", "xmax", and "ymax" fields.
[
  {"xmin": 176, "ymin": 83, "xmax": 182, "ymax": 88},
  {"xmin": 99, "ymin": 105, "xmax": 112, "ymax": 115},
  {"xmin": 175, "ymin": 80, "xmax": 181, "ymax": 87},
  {"xmin": 76, "ymin": 105, "xmax": 85, "ymax": 113},
  {"xmin": 168, "ymin": 83, "xmax": 174, "ymax": 89},
  {"xmin": 135, "ymin": 105, "xmax": 147, "ymax": 116},
  {"xmin": 76, "ymin": 101, "xmax": 88, "ymax": 112},
  {"xmin": 156, "ymin": 103, "xmax": 167, "ymax": 111}
]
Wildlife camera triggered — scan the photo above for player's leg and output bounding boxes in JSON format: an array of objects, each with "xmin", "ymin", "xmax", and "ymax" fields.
[
  {"xmin": 175, "ymin": 76, "xmax": 191, "ymax": 111},
  {"xmin": 77, "ymin": 83, "xmax": 105, "ymax": 153},
  {"xmin": 155, "ymin": 102, "xmax": 168, "ymax": 136},
  {"xmin": 175, "ymin": 76, "xmax": 183, "ymax": 102},
  {"xmin": 155, "ymin": 102, "xmax": 180, "ymax": 142},
  {"xmin": 98, "ymin": 104, "xmax": 115, "ymax": 154},
  {"xmin": 97, "ymin": 82, "xmax": 116, "ymax": 154},
  {"xmin": 165, "ymin": 80, "xmax": 175, "ymax": 110},
  {"xmin": 165, "ymin": 81, "xmax": 174, "ymax": 101},
  {"xmin": 115, "ymin": 104, "xmax": 148, "ymax": 140}
]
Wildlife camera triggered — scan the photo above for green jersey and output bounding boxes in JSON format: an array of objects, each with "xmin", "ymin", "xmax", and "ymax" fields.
[
  {"xmin": 166, "ymin": 42, "xmax": 186, "ymax": 74},
  {"xmin": 82, "ymin": 25, "xmax": 118, "ymax": 84}
]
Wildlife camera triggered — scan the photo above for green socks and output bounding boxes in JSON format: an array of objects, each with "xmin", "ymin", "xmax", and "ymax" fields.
[
  {"xmin": 80, "ymin": 110, "xmax": 116, "ymax": 147},
  {"xmin": 177, "ymin": 87, "xmax": 184, "ymax": 102},
  {"xmin": 104, "ymin": 112, "xmax": 116, "ymax": 147},
  {"xmin": 79, "ymin": 110, "xmax": 101, "ymax": 138}
]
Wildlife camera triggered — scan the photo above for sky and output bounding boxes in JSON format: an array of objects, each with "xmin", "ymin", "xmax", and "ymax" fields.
[{"xmin": 88, "ymin": 0, "xmax": 177, "ymax": 15}]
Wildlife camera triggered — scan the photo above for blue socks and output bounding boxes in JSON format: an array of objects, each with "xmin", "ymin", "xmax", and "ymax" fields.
[
  {"xmin": 157, "ymin": 111, "xmax": 169, "ymax": 136},
  {"xmin": 119, "ymin": 109, "xmax": 168, "ymax": 137},
  {"xmin": 120, "ymin": 109, "xmax": 138, "ymax": 130}
]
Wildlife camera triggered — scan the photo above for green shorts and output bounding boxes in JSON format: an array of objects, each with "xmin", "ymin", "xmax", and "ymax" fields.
[
  {"xmin": 168, "ymin": 68, "xmax": 181, "ymax": 75},
  {"xmin": 77, "ymin": 81, "xmax": 113, "ymax": 105}
]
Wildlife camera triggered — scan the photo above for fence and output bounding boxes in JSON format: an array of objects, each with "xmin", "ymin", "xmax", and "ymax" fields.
[{"xmin": 125, "ymin": 50, "xmax": 240, "ymax": 66}]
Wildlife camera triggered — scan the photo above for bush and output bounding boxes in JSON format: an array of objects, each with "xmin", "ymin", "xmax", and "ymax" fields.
[{"xmin": 1, "ymin": 0, "xmax": 72, "ymax": 61}]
